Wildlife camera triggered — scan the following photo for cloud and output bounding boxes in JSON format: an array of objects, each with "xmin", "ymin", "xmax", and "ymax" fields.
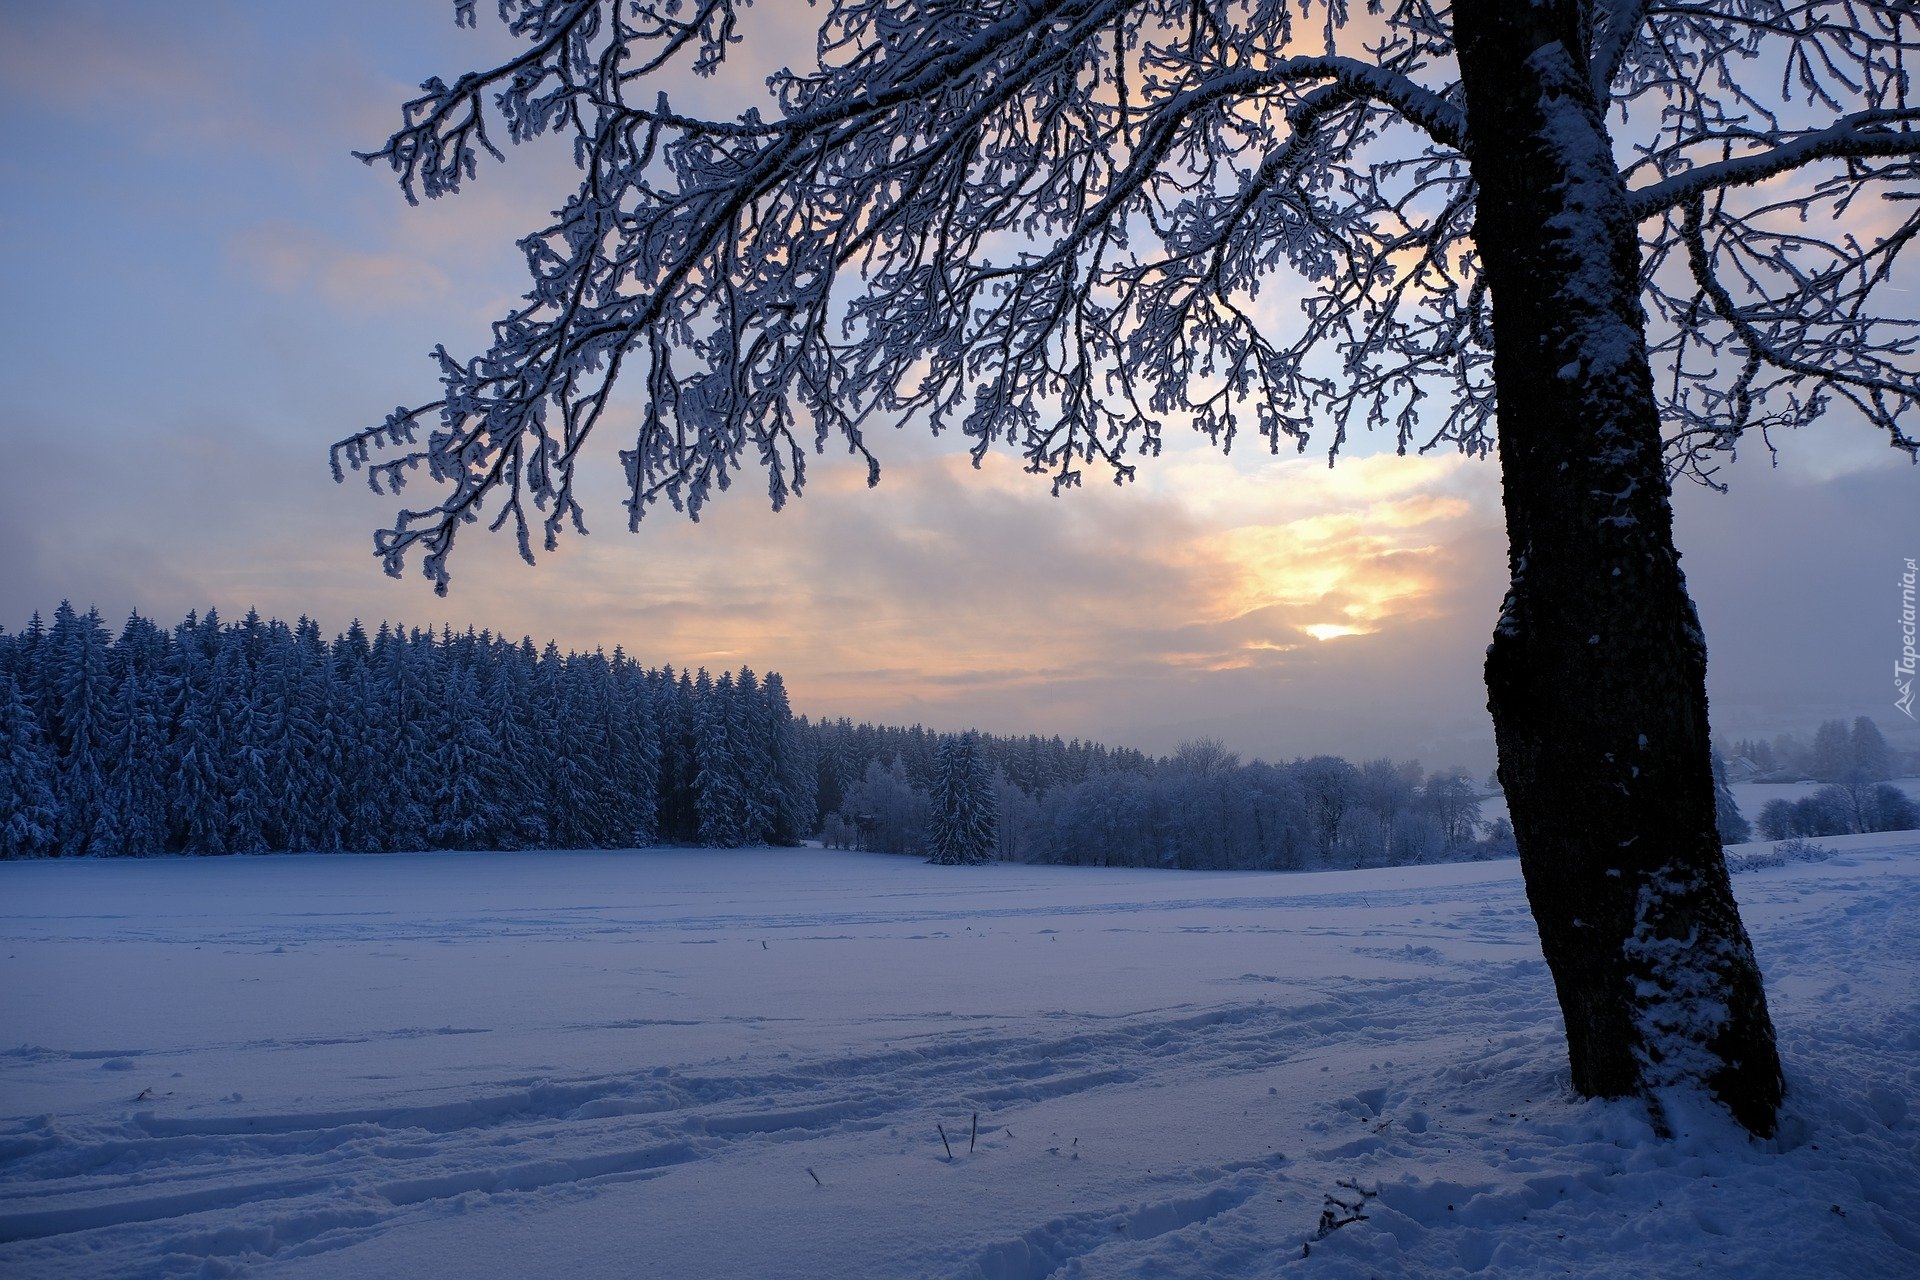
[
  {"xmin": 313, "ymin": 440, "xmax": 1511, "ymax": 768},
  {"xmin": 1200, "ymin": 497, "xmax": 1471, "ymax": 634},
  {"xmin": 13, "ymin": 1, "xmax": 1907, "ymax": 784},
  {"xmin": 0, "ymin": 9, "xmax": 227, "ymax": 120},
  {"xmin": 228, "ymin": 223, "xmax": 451, "ymax": 311}
]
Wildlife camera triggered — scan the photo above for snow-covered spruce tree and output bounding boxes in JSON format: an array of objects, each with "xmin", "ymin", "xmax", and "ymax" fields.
[
  {"xmin": 477, "ymin": 641, "xmax": 553, "ymax": 848},
  {"xmin": 291, "ymin": 631, "xmax": 345, "ymax": 853},
  {"xmin": 219, "ymin": 637, "xmax": 272, "ymax": 855},
  {"xmin": 341, "ymin": 1, "xmax": 1920, "ymax": 1134},
  {"xmin": 1808, "ymin": 717, "xmax": 1855, "ymax": 783},
  {"xmin": 0, "ymin": 670, "xmax": 59, "ymax": 859},
  {"xmin": 428, "ymin": 661, "xmax": 504, "ymax": 848},
  {"xmin": 164, "ymin": 631, "xmax": 230, "ymax": 856},
  {"xmin": 692, "ymin": 668, "xmax": 751, "ymax": 847},
  {"xmin": 962, "ymin": 740, "xmax": 1000, "ymax": 865},
  {"xmin": 370, "ymin": 626, "xmax": 434, "ymax": 851},
  {"xmin": 104, "ymin": 614, "xmax": 173, "ymax": 857},
  {"xmin": 250, "ymin": 619, "xmax": 317, "ymax": 853},
  {"xmin": 927, "ymin": 732, "xmax": 998, "ymax": 865},
  {"xmin": 554, "ymin": 648, "xmax": 617, "ymax": 845},
  {"xmin": 610, "ymin": 650, "xmax": 663, "ymax": 845},
  {"xmin": 46, "ymin": 603, "xmax": 114, "ymax": 857},
  {"xmin": 1849, "ymin": 717, "xmax": 1893, "ymax": 783},
  {"xmin": 925, "ymin": 739, "xmax": 960, "ymax": 865},
  {"xmin": 656, "ymin": 667, "xmax": 701, "ymax": 841},
  {"xmin": 333, "ymin": 647, "xmax": 391, "ymax": 852},
  {"xmin": 761, "ymin": 672, "xmax": 817, "ymax": 844},
  {"xmin": 729, "ymin": 667, "xmax": 777, "ymax": 843}
]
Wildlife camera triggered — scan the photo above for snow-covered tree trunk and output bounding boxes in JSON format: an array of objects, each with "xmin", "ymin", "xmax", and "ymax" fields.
[{"xmin": 1456, "ymin": 0, "xmax": 1782, "ymax": 1135}]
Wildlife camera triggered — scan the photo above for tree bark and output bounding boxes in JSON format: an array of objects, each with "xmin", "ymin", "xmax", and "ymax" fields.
[{"xmin": 1454, "ymin": 0, "xmax": 1784, "ymax": 1135}]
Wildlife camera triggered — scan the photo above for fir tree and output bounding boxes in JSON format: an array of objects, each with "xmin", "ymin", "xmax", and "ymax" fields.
[
  {"xmin": 693, "ymin": 669, "xmax": 750, "ymax": 848},
  {"xmin": 165, "ymin": 638, "xmax": 229, "ymax": 855},
  {"xmin": 103, "ymin": 649, "xmax": 170, "ymax": 856},
  {"xmin": 219, "ymin": 640, "xmax": 270, "ymax": 854},
  {"xmin": 428, "ymin": 662, "xmax": 503, "ymax": 849},
  {"xmin": 730, "ymin": 667, "xmax": 776, "ymax": 843},
  {"xmin": 0, "ymin": 671, "xmax": 59, "ymax": 858},
  {"xmin": 373, "ymin": 627, "xmax": 433, "ymax": 850},
  {"xmin": 477, "ymin": 642, "xmax": 548, "ymax": 849},
  {"xmin": 762, "ymin": 672, "xmax": 815, "ymax": 844},
  {"xmin": 47, "ymin": 602, "xmax": 115, "ymax": 855},
  {"xmin": 1850, "ymin": 718, "xmax": 1893, "ymax": 783},
  {"xmin": 563, "ymin": 650, "xmax": 623, "ymax": 846},
  {"xmin": 1808, "ymin": 719, "xmax": 1855, "ymax": 784},
  {"xmin": 4, "ymin": 599, "xmax": 803, "ymax": 861},
  {"xmin": 285, "ymin": 617, "xmax": 342, "ymax": 852},
  {"xmin": 334, "ymin": 657, "xmax": 389, "ymax": 852},
  {"xmin": 927, "ymin": 732, "xmax": 996, "ymax": 866},
  {"xmin": 608, "ymin": 652, "xmax": 662, "ymax": 846},
  {"xmin": 539, "ymin": 642, "xmax": 595, "ymax": 848},
  {"xmin": 656, "ymin": 668, "xmax": 700, "ymax": 842}
]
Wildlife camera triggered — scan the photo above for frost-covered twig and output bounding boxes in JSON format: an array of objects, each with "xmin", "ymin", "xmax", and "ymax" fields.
[{"xmin": 337, "ymin": 0, "xmax": 1920, "ymax": 592}]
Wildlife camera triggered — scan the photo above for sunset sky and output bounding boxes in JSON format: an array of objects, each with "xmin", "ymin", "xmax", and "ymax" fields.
[{"xmin": 4, "ymin": 1, "xmax": 1914, "ymax": 774}]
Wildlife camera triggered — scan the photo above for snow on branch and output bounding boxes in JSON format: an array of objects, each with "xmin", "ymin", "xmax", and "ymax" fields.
[
  {"xmin": 335, "ymin": 0, "xmax": 1487, "ymax": 591},
  {"xmin": 1600, "ymin": 0, "xmax": 1920, "ymax": 482},
  {"xmin": 1627, "ymin": 109, "xmax": 1920, "ymax": 220},
  {"xmin": 336, "ymin": 0, "xmax": 1918, "ymax": 589}
]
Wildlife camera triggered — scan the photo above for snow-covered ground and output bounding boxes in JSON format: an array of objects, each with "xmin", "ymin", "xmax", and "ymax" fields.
[{"xmin": 2, "ymin": 839, "xmax": 1916, "ymax": 1278}]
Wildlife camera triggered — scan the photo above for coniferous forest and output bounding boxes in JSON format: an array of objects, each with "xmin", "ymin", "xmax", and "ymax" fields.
[
  {"xmin": 25, "ymin": 601, "xmax": 1850, "ymax": 872},
  {"xmin": 0, "ymin": 603, "xmax": 814, "ymax": 859},
  {"xmin": 2, "ymin": 602, "xmax": 1514, "ymax": 869}
]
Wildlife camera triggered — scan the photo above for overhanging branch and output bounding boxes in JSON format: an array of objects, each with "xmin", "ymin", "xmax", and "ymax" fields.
[{"xmin": 1629, "ymin": 108, "xmax": 1920, "ymax": 220}]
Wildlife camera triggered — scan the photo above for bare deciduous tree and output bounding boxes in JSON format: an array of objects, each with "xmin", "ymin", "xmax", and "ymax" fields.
[{"xmin": 338, "ymin": 0, "xmax": 1920, "ymax": 1136}]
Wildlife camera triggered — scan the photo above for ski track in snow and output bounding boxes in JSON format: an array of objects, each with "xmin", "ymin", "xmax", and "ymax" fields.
[
  {"xmin": 0, "ymin": 996, "xmax": 1377, "ymax": 1261},
  {"xmin": 1, "ymin": 839, "xmax": 1917, "ymax": 1279}
]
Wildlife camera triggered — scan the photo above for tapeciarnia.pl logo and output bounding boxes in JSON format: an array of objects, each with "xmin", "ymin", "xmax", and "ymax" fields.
[{"xmin": 1900, "ymin": 557, "xmax": 1917, "ymax": 720}]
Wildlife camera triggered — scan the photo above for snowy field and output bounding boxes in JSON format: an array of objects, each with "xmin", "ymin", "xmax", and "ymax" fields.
[{"xmin": 2, "ymin": 840, "xmax": 1917, "ymax": 1279}]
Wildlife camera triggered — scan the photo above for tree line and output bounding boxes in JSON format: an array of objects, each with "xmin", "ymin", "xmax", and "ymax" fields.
[
  {"xmin": 3, "ymin": 601, "xmax": 1506, "ymax": 870},
  {"xmin": 1721, "ymin": 718, "xmax": 1913, "ymax": 785},
  {"xmin": 1722, "ymin": 718, "xmax": 1919, "ymax": 841},
  {"xmin": 0, "ymin": 603, "xmax": 814, "ymax": 858},
  {"xmin": 17, "ymin": 600, "xmax": 1908, "ymax": 867},
  {"xmin": 819, "ymin": 736, "xmax": 1502, "ymax": 873}
]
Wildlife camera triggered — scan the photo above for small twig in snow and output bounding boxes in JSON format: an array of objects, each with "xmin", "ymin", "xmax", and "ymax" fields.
[{"xmin": 1305, "ymin": 1176, "xmax": 1379, "ymax": 1255}]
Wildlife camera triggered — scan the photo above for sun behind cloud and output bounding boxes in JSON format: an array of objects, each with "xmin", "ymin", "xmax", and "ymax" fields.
[
  {"xmin": 1193, "ymin": 458, "xmax": 1480, "ymax": 659},
  {"xmin": 1302, "ymin": 623, "xmax": 1369, "ymax": 642}
]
